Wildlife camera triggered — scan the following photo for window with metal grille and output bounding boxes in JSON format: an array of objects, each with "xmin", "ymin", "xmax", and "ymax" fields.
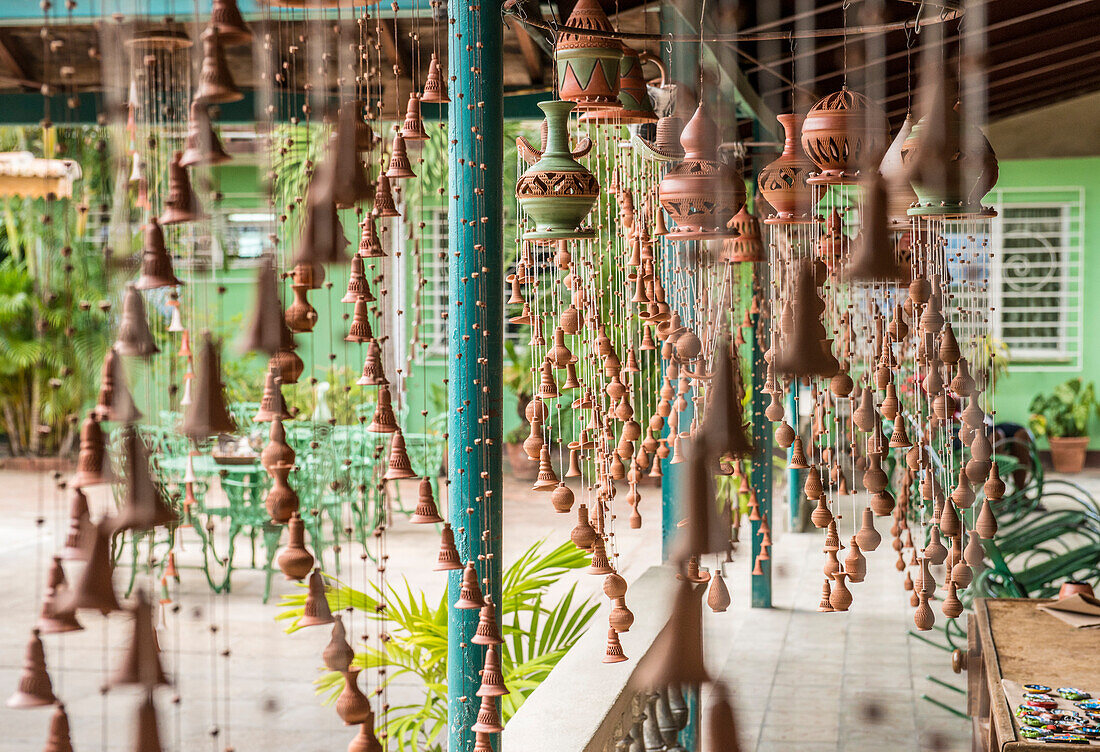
[
  {"xmin": 989, "ymin": 189, "xmax": 1084, "ymax": 370},
  {"xmin": 417, "ymin": 209, "xmax": 450, "ymax": 363}
]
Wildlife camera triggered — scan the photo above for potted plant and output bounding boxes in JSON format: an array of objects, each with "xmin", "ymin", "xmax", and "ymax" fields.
[{"xmin": 1029, "ymin": 378, "xmax": 1097, "ymax": 473}]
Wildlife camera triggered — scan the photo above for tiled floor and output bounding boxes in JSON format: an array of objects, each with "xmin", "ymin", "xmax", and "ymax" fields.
[{"xmin": 10, "ymin": 465, "xmax": 1088, "ymax": 750}]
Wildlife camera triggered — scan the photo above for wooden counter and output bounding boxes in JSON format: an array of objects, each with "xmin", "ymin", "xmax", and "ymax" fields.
[{"xmin": 961, "ymin": 598, "xmax": 1100, "ymax": 752}]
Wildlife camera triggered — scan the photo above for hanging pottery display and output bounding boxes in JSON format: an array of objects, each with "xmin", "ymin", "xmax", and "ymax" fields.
[
  {"xmin": 515, "ymin": 100, "xmax": 600, "ymax": 241},
  {"xmin": 579, "ymin": 46, "xmax": 658, "ymax": 124},
  {"xmin": 800, "ymin": 87, "xmax": 889, "ymax": 185},
  {"xmin": 901, "ymin": 107, "xmax": 999, "ymax": 217},
  {"xmin": 554, "ymin": 0, "xmax": 623, "ymax": 111},
  {"xmin": 657, "ymin": 102, "xmax": 744, "ymax": 240},
  {"xmin": 757, "ymin": 113, "xmax": 816, "ymax": 224}
]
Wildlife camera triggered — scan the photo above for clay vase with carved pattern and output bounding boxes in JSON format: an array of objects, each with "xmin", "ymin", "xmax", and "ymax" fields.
[
  {"xmin": 554, "ymin": 0, "xmax": 623, "ymax": 111},
  {"xmin": 757, "ymin": 114, "xmax": 816, "ymax": 224},
  {"xmin": 800, "ymin": 87, "xmax": 889, "ymax": 185},
  {"xmin": 516, "ymin": 101, "xmax": 600, "ymax": 241}
]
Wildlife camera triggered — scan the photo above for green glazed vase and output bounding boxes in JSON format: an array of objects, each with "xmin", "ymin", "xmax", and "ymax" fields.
[
  {"xmin": 901, "ymin": 110, "xmax": 998, "ymax": 218},
  {"xmin": 516, "ymin": 100, "xmax": 600, "ymax": 241}
]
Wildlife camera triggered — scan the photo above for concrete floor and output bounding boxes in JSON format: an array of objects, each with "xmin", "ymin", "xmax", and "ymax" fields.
[{"xmin": 8, "ymin": 466, "xmax": 1089, "ymax": 751}]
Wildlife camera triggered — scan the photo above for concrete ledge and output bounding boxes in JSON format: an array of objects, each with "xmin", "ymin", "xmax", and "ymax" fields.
[{"xmin": 503, "ymin": 564, "xmax": 676, "ymax": 752}]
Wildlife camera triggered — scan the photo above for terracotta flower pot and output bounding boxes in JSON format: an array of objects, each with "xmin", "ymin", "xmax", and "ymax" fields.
[
  {"xmin": 1058, "ymin": 580, "xmax": 1096, "ymax": 600},
  {"xmin": 1049, "ymin": 436, "xmax": 1089, "ymax": 473}
]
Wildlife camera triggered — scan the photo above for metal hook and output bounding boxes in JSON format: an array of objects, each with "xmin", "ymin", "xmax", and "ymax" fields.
[
  {"xmin": 664, "ymin": 32, "xmax": 673, "ymax": 56},
  {"xmin": 903, "ymin": 20, "xmax": 915, "ymax": 48},
  {"xmin": 914, "ymin": 1, "xmax": 926, "ymax": 33},
  {"xmin": 788, "ymin": 30, "xmax": 796, "ymax": 54}
]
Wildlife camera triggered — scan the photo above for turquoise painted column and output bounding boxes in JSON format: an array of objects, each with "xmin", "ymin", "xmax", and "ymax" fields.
[
  {"xmin": 446, "ymin": 0, "xmax": 504, "ymax": 750},
  {"xmin": 750, "ymin": 306, "xmax": 773, "ymax": 608}
]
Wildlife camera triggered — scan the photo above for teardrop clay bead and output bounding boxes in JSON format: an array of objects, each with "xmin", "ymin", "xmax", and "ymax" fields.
[
  {"xmin": 855, "ymin": 507, "xmax": 881, "ymax": 552},
  {"xmin": 924, "ymin": 526, "xmax": 948, "ymax": 566},
  {"xmin": 707, "ymin": 571, "xmax": 731, "ymax": 613},
  {"xmin": 964, "ymin": 530, "xmax": 985, "ymax": 567},
  {"xmin": 914, "ymin": 592, "xmax": 935, "ymax": 631},
  {"xmin": 941, "ymin": 581, "xmax": 964, "ymax": 619},
  {"xmin": 324, "ymin": 616, "xmax": 355, "ymax": 672},
  {"xmin": 810, "ymin": 497, "xmax": 833, "ymax": 529},
  {"xmin": 975, "ymin": 499, "xmax": 998, "ymax": 540},
  {"xmin": 829, "ymin": 572, "xmax": 853, "ymax": 612},
  {"xmin": 844, "ymin": 538, "xmax": 867, "ymax": 584}
]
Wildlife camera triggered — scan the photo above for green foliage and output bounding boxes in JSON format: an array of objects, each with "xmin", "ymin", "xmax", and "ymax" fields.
[
  {"xmin": 276, "ymin": 539, "xmax": 597, "ymax": 752},
  {"xmin": 1029, "ymin": 378, "xmax": 1097, "ymax": 439},
  {"xmin": 0, "ymin": 126, "xmax": 112, "ymax": 455}
]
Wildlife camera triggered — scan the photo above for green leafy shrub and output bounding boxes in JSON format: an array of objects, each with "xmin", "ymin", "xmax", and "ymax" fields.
[
  {"xmin": 276, "ymin": 539, "xmax": 597, "ymax": 752},
  {"xmin": 1029, "ymin": 378, "xmax": 1097, "ymax": 439}
]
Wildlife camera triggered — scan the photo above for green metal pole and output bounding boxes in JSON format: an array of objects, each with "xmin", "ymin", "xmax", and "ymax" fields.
[{"xmin": 447, "ymin": 0, "xmax": 504, "ymax": 750}]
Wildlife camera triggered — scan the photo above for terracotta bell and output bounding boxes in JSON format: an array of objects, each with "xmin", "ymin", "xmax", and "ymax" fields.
[
  {"xmin": 192, "ymin": 26, "xmax": 242, "ymax": 105},
  {"xmin": 722, "ymin": 204, "xmax": 765, "ymax": 263},
  {"xmin": 295, "ymin": 192, "xmax": 350, "ymax": 265},
  {"xmin": 71, "ymin": 416, "xmax": 112, "ymax": 488},
  {"xmin": 880, "ymin": 114, "xmax": 918, "ymax": 227},
  {"xmin": 554, "ymin": 0, "xmax": 623, "ymax": 110},
  {"xmin": 658, "ymin": 102, "xmax": 744, "ymax": 240},
  {"xmin": 61, "ymin": 487, "xmax": 93, "ymax": 560},
  {"xmin": 384, "ymin": 429, "xmax": 418, "ymax": 480},
  {"xmin": 421, "ymin": 53, "xmax": 450, "ymax": 104},
  {"xmin": 7, "ymin": 629, "xmax": 56, "ymax": 708},
  {"xmin": 336, "ymin": 669, "xmax": 371, "ymax": 725},
  {"xmin": 114, "ymin": 426, "xmax": 176, "ymax": 532},
  {"xmin": 472, "ymin": 596, "xmax": 503, "ymax": 645},
  {"xmin": 42, "ymin": 704, "xmax": 75, "ymax": 752},
  {"xmin": 373, "ymin": 174, "xmax": 401, "ymax": 218},
  {"xmin": 637, "ymin": 578, "xmax": 709, "ymax": 685},
  {"xmin": 299, "ymin": 569, "xmax": 335, "ymax": 627},
  {"xmin": 159, "ymin": 151, "xmax": 205, "ymax": 225},
  {"xmin": 37, "ymin": 557, "xmax": 82, "ymax": 634},
  {"xmin": 58, "ymin": 518, "xmax": 121, "ymax": 614},
  {"xmin": 400, "ymin": 92, "xmax": 430, "ymax": 141},
  {"xmin": 181, "ymin": 334, "xmax": 237, "ymax": 440},
  {"xmin": 115, "ymin": 285, "xmax": 160, "ymax": 357},
  {"xmin": 254, "ymin": 366, "xmax": 292, "ymax": 422},
  {"xmin": 109, "ymin": 591, "xmax": 170, "ymax": 688},
  {"xmin": 367, "ymin": 384, "xmax": 399, "ymax": 433},
  {"xmin": 179, "ymin": 101, "xmax": 231, "ymax": 167},
  {"xmin": 130, "ymin": 693, "xmax": 165, "ymax": 752},
  {"xmin": 209, "ymin": 0, "xmax": 252, "ymax": 46},
  {"xmin": 434, "ymin": 523, "xmax": 463, "ymax": 571},
  {"xmin": 135, "ymin": 218, "xmax": 183, "ymax": 289},
  {"xmin": 241, "ymin": 258, "xmax": 296, "ymax": 357},
  {"xmin": 454, "ymin": 562, "xmax": 486, "ymax": 609},
  {"xmin": 410, "ymin": 478, "xmax": 444, "ymax": 523},
  {"xmin": 277, "ymin": 512, "xmax": 314, "ymax": 580}
]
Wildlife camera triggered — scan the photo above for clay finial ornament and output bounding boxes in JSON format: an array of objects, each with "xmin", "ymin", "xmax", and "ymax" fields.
[
  {"xmin": 707, "ymin": 571, "xmax": 731, "ymax": 613},
  {"xmin": 277, "ymin": 512, "xmax": 314, "ymax": 580},
  {"xmin": 434, "ymin": 524, "xmax": 463, "ymax": 571},
  {"xmin": 299, "ymin": 569, "xmax": 335, "ymax": 627},
  {"xmin": 324, "ymin": 616, "xmax": 355, "ymax": 673},
  {"xmin": 454, "ymin": 562, "xmax": 486, "ymax": 610},
  {"xmin": 7, "ymin": 629, "xmax": 57, "ymax": 708}
]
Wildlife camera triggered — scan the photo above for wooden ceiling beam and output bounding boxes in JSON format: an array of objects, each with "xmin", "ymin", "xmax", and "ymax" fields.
[{"xmin": 0, "ymin": 31, "xmax": 36, "ymax": 89}]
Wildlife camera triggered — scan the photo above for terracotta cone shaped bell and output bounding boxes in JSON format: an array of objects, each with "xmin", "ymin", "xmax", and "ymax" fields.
[
  {"xmin": 61, "ymin": 487, "xmax": 93, "ymax": 560},
  {"xmin": 470, "ymin": 695, "xmax": 504, "ymax": 734},
  {"xmin": 476, "ymin": 645, "xmax": 509, "ymax": 697},
  {"xmin": 588, "ymin": 536, "xmax": 614, "ymax": 574},
  {"xmin": 455, "ymin": 562, "xmax": 486, "ymax": 609},
  {"xmin": 367, "ymin": 385, "xmax": 399, "ymax": 433},
  {"xmin": 295, "ymin": 191, "xmax": 350, "ymax": 265},
  {"xmin": 241, "ymin": 258, "xmax": 295, "ymax": 357},
  {"xmin": 847, "ymin": 168, "xmax": 907, "ymax": 282},
  {"xmin": 192, "ymin": 26, "xmax": 242, "ymax": 105},
  {"xmin": 159, "ymin": 152, "xmax": 205, "ymax": 225},
  {"xmin": 109, "ymin": 591, "xmax": 170, "ymax": 688},
  {"xmin": 342, "ymin": 255, "xmax": 373, "ymax": 304},
  {"xmin": 410, "ymin": 477, "xmax": 444, "ymax": 523},
  {"xmin": 134, "ymin": 218, "xmax": 183, "ymax": 289},
  {"xmin": 421, "ymin": 53, "xmax": 450, "ymax": 104},
  {"xmin": 345, "ymin": 296, "xmax": 374, "ymax": 342},
  {"xmin": 672, "ymin": 440, "xmax": 727, "ymax": 559},
  {"xmin": 131, "ymin": 693, "xmax": 164, "ymax": 752},
  {"xmin": 7, "ymin": 629, "xmax": 57, "ymax": 708},
  {"xmin": 114, "ymin": 286, "xmax": 160, "ymax": 357},
  {"xmin": 299, "ymin": 569, "xmax": 335, "ymax": 627},
  {"xmin": 327, "ymin": 106, "xmax": 374, "ymax": 209},
  {"xmin": 209, "ymin": 0, "xmax": 252, "ymax": 46},
  {"xmin": 386, "ymin": 133, "xmax": 416, "ymax": 180},
  {"xmin": 181, "ymin": 334, "xmax": 237, "ymax": 441},
  {"xmin": 358, "ymin": 215, "xmax": 386, "ymax": 258},
  {"xmin": 277, "ymin": 512, "xmax": 314, "ymax": 580},
  {"xmin": 71, "ymin": 415, "xmax": 112, "ymax": 488},
  {"xmin": 373, "ymin": 174, "xmax": 400, "ymax": 218},
  {"xmin": 637, "ymin": 578, "xmax": 710, "ymax": 686},
  {"xmin": 43, "ymin": 704, "xmax": 75, "ymax": 752},
  {"xmin": 356, "ymin": 339, "xmax": 389, "ymax": 386},
  {"xmin": 471, "ymin": 596, "xmax": 503, "ymax": 645},
  {"xmin": 254, "ymin": 366, "xmax": 292, "ymax": 422},
  {"xmin": 603, "ymin": 626, "xmax": 627, "ymax": 663},
  {"xmin": 179, "ymin": 101, "xmax": 231, "ymax": 167},
  {"xmin": 324, "ymin": 616, "xmax": 356, "ymax": 672},
  {"xmin": 59, "ymin": 518, "xmax": 121, "ymax": 614},
  {"xmin": 115, "ymin": 426, "xmax": 176, "ymax": 532},
  {"xmin": 38, "ymin": 557, "xmax": 82, "ymax": 634},
  {"xmin": 400, "ymin": 92, "xmax": 430, "ymax": 141},
  {"xmin": 384, "ymin": 429, "xmax": 418, "ymax": 480},
  {"xmin": 434, "ymin": 523, "xmax": 463, "ymax": 571}
]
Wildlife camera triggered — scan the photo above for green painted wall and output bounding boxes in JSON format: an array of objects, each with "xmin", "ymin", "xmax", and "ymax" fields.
[{"xmin": 990, "ymin": 156, "xmax": 1100, "ymax": 447}]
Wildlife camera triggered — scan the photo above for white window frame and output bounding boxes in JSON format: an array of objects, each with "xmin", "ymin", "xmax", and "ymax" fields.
[{"xmin": 988, "ymin": 187, "xmax": 1084, "ymax": 372}]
